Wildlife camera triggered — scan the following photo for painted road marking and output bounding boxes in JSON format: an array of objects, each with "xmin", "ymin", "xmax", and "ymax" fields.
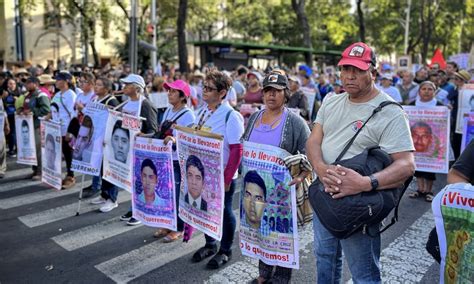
[{"xmin": 18, "ymin": 193, "xmax": 131, "ymax": 228}]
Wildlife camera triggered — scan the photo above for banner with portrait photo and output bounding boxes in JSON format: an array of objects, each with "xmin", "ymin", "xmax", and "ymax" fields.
[
  {"xmin": 461, "ymin": 112, "xmax": 474, "ymax": 152},
  {"xmin": 132, "ymin": 137, "xmax": 176, "ymax": 230},
  {"xmin": 239, "ymin": 142, "xmax": 299, "ymax": 269},
  {"xmin": 72, "ymin": 102, "xmax": 109, "ymax": 176},
  {"xmin": 432, "ymin": 183, "xmax": 474, "ymax": 284},
  {"xmin": 41, "ymin": 120, "xmax": 62, "ymax": 190},
  {"xmin": 300, "ymin": 86, "xmax": 317, "ymax": 119},
  {"xmin": 455, "ymin": 84, "xmax": 474, "ymax": 134},
  {"xmin": 0, "ymin": 111, "xmax": 4, "ymax": 145},
  {"xmin": 175, "ymin": 126, "xmax": 224, "ymax": 241},
  {"xmin": 15, "ymin": 114, "xmax": 37, "ymax": 166},
  {"xmin": 404, "ymin": 106, "xmax": 450, "ymax": 174},
  {"xmin": 103, "ymin": 110, "xmax": 140, "ymax": 192}
]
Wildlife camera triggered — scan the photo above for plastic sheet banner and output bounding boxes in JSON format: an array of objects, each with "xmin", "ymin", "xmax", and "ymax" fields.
[
  {"xmin": 103, "ymin": 110, "xmax": 140, "ymax": 192},
  {"xmin": 404, "ymin": 106, "xmax": 450, "ymax": 174},
  {"xmin": 15, "ymin": 114, "xmax": 37, "ymax": 166},
  {"xmin": 455, "ymin": 84, "xmax": 474, "ymax": 134},
  {"xmin": 460, "ymin": 112, "xmax": 474, "ymax": 153},
  {"xmin": 239, "ymin": 141, "xmax": 299, "ymax": 269},
  {"xmin": 41, "ymin": 120, "xmax": 62, "ymax": 190},
  {"xmin": 432, "ymin": 183, "xmax": 474, "ymax": 284},
  {"xmin": 132, "ymin": 137, "xmax": 176, "ymax": 230},
  {"xmin": 72, "ymin": 102, "xmax": 109, "ymax": 176},
  {"xmin": 176, "ymin": 126, "xmax": 224, "ymax": 240}
]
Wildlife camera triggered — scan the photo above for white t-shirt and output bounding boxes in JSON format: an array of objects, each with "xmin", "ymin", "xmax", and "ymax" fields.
[
  {"xmin": 122, "ymin": 97, "xmax": 142, "ymax": 116},
  {"xmin": 223, "ymin": 87, "xmax": 237, "ymax": 106},
  {"xmin": 193, "ymin": 103, "xmax": 244, "ymax": 169},
  {"xmin": 315, "ymin": 91, "xmax": 414, "ymax": 164},
  {"xmin": 51, "ymin": 89, "xmax": 77, "ymax": 136},
  {"xmin": 163, "ymin": 106, "xmax": 196, "ymax": 160},
  {"xmin": 377, "ymin": 85, "xmax": 403, "ymax": 103},
  {"xmin": 75, "ymin": 90, "xmax": 95, "ymax": 116}
]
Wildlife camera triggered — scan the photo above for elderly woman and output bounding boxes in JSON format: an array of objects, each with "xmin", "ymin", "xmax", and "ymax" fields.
[
  {"xmin": 242, "ymin": 70, "xmax": 310, "ymax": 284},
  {"xmin": 408, "ymin": 81, "xmax": 445, "ymax": 202}
]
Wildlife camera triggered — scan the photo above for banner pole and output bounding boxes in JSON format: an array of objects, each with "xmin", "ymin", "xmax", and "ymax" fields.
[{"xmin": 75, "ymin": 175, "xmax": 86, "ymax": 216}]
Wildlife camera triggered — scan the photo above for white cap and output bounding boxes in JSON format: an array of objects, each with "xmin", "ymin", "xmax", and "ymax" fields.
[
  {"xmin": 381, "ymin": 73, "xmax": 393, "ymax": 80},
  {"xmin": 120, "ymin": 74, "xmax": 146, "ymax": 89}
]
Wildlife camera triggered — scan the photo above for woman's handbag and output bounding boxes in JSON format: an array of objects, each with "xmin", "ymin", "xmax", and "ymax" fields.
[{"xmin": 309, "ymin": 101, "xmax": 413, "ymax": 239}]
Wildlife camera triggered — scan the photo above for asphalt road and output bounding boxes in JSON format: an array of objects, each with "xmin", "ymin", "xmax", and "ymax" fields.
[{"xmin": 0, "ymin": 157, "xmax": 444, "ymax": 283}]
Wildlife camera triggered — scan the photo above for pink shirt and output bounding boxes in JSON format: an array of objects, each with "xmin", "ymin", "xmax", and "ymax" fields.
[{"xmin": 39, "ymin": 86, "xmax": 53, "ymax": 99}]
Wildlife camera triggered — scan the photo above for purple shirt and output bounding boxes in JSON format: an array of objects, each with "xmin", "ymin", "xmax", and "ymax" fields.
[{"xmin": 248, "ymin": 109, "xmax": 288, "ymax": 147}]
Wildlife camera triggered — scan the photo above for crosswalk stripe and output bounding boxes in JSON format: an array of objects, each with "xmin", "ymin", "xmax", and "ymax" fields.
[
  {"xmin": 95, "ymin": 209, "xmax": 240, "ymax": 283},
  {"xmin": 2, "ymin": 167, "xmax": 33, "ymax": 179},
  {"xmin": 51, "ymin": 217, "xmax": 142, "ymax": 251},
  {"xmin": 204, "ymin": 222, "xmax": 315, "ymax": 284},
  {"xmin": 379, "ymin": 210, "xmax": 435, "ymax": 282},
  {"xmin": 95, "ymin": 230, "xmax": 204, "ymax": 283},
  {"xmin": 0, "ymin": 185, "xmax": 83, "ymax": 210},
  {"xmin": 0, "ymin": 180, "xmax": 42, "ymax": 193},
  {"xmin": 18, "ymin": 193, "xmax": 131, "ymax": 228}
]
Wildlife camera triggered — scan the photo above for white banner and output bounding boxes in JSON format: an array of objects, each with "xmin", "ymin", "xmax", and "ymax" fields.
[
  {"xmin": 15, "ymin": 114, "xmax": 37, "ymax": 166},
  {"xmin": 103, "ymin": 110, "xmax": 140, "ymax": 192},
  {"xmin": 455, "ymin": 84, "xmax": 474, "ymax": 134},
  {"xmin": 72, "ymin": 102, "xmax": 109, "ymax": 176},
  {"xmin": 41, "ymin": 120, "xmax": 62, "ymax": 190}
]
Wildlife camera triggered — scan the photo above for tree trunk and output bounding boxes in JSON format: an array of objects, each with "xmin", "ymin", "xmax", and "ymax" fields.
[
  {"xmin": 291, "ymin": 0, "xmax": 313, "ymax": 67},
  {"xmin": 177, "ymin": 0, "xmax": 189, "ymax": 73},
  {"xmin": 420, "ymin": 0, "xmax": 438, "ymax": 63},
  {"xmin": 357, "ymin": 0, "xmax": 365, "ymax": 42},
  {"xmin": 89, "ymin": 40, "xmax": 100, "ymax": 67}
]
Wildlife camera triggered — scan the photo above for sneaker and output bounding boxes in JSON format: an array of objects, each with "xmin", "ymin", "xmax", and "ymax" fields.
[
  {"xmin": 8, "ymin": 151, "xmax": 16, "ymax": 157},
  {"xmin": 120, "ymin": 211, "xmax": 133, "ymax": 221},
  {"xmin": 90, "ymin": 196, "xmax": 107, "ymax": 205},
  {"xmin": 100, "ymin": 199, "xmax": 118, "ymax": 213},
  {"xmin": 82, "ymin": 186, "xmax": 100, "ymax": 199},
  {"xmin": 127, "ymin": 217, "xmax": 141, "ymax": 226},
  {"xmin": 62, "ymin": 176, "xmax": 76, "ymax": 189},
  {"xmin": 31, "ymin": 174, "xmax": 41, "ymax": 181}
]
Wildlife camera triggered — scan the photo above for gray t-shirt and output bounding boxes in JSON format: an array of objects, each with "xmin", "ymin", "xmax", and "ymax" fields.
[{"xmin": 315, "ymin": 91, "xmax": 415, "ymax": 164}]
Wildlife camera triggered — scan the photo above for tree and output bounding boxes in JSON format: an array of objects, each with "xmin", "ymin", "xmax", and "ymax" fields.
[
  {"xmin": 291, "ymin": 0, "xmax": 313, "ymax": 66},
  {"xmin": 177, "ymin": 0, "xmax": 189, "ymax": 73},
  {"xmin": 356, "ymin": 0, "xmax": 366, "ymax": 42}
]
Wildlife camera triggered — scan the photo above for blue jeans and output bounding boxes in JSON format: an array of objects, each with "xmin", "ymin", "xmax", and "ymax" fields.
[
  {"xmin": 312, "ymin": 213, "xmax": 381, "ymax": 284},
  {"xmin": 100, "ymin": 179, "xmax": 119, "ymax": 203},
  {"xmin": 205, "ymin": 179, "xmax": 236, "ymax": 253},
  {"xmin": 92, "ymin": 175, "xmax": 102, "ymax": 191}
]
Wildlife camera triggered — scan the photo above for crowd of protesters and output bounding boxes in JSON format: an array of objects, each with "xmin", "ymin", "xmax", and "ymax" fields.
[{"xmin": 1, "ymin": 43, "xmax": 473, "ymax": 283}]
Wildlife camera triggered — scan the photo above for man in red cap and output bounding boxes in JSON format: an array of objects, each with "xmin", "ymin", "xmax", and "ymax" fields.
[{"xmin": 306, "ymin": 42, "xmax": 415, "ymax": 283}]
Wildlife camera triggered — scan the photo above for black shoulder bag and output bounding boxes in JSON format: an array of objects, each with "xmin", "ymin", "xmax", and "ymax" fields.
[
  {"xmin": 309, "ymin": 101, "xmax": 413, "ymax": 239},
  {"xmin": 155, "ymin": 108, "xmax": 190, "ymax": 139}
]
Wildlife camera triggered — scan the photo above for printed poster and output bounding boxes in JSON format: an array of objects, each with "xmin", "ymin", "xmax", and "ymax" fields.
[
  {"xmin": 41, "ymin": 120, "xmax": 62, "ymax": 190},
  {"xmin": 239, "ymin": 142, "xmax": 299, "ymax": 269},
  {"xmin": 132, "ymin": 137, "xmax": 176, "ymax": 230},
  {"xmin": 0, "ymin": 111, "xmax": 4, "ymax": 144},
  {"xmin": 404, "ymin": 106, "xmax": 450, "ymax": 174},
  {"xmin": 15, "ymin": 113, "xmax": 37, "ymax": 166},
  {"xmin": 72, "ymin": 102, "xmax": 109, "ymax": 176},
  {"xmin": 455, "ymin": 84, "xmax": 474, "ymax": 134},
  {"xmin": 103, "ymin": 110, "xmax": 140, "ymax": 192},
  {"xmin": 176, "ymin": 127, "xmax": 224, "ymax": 240},
  {"xmin": 461, "ymin": 112, "xmax": 474, "ymax": 152},
  {"xmin": 432, "ymin": 183, "xmax": 474, "ymax": 284},
  {"xmin": 300, "ymin": 86, "xmax": 316, "ymax": 119}
]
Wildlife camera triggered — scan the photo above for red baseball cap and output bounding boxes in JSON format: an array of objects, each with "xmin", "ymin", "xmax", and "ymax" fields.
[
  {"xmin": 337, "ymin": 42, "xmax": 376, "ymax": 71},
  {"xmin": 163, "ymin": 80, "xmax": 191, "ymax": 97}
]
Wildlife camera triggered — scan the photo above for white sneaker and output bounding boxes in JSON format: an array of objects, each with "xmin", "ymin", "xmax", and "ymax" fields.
[
  {"xmin": 90, "ymin": 196, "xmax": 106, "ymax": 205},
  {"xmin": 99, "ymin": 199, "xmax": 118, "ymax": 213}
]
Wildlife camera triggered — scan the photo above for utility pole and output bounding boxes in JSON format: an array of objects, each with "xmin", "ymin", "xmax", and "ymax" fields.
[
  {"xmin": 129, "ymin": 0, "xmax": 138, "ymax": 74},
  {"xmin": 81, "ymin": 0, "xmax": 89, "ymax": 65},
  {"xmin": 14, "ymin": 0, "xmax": 25, "ymax": 61},
  {"xmin": 151, "ymin": 0, "xmax": 157, "ymax": 73},
  {"xmin": 404, "ymin": 0, "xmax": 411, "ymax": 55}
]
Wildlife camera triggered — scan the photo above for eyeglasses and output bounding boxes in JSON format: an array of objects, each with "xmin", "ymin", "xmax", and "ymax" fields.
[{"xmin": 203, "ymin": 84, "xmax": 218, "ymax": 92}]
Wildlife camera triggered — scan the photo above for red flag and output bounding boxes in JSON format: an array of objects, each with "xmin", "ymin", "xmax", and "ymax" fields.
[{"xmin": 430, "ymin": 48, "xmax": 447, "ymax": 69}]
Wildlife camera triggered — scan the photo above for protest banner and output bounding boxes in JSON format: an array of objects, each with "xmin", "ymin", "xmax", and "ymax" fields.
[
  {"xmin": 175, "ymin": 126, "xmax": 224, "ymax": 240},
  {"xmin": 239, "ymin": 141, "xmax": 299, "ymax": 269},
  {"xmin": 300, "ymin": 86, "xmax": 316, "ymax": 119},
  {"xmin": 404, "ymin": 106, "xmax": 450, "ymax": 174},
  {"xmin": 432, "ymin": 183, "xmax": 474, "ymax": 284},
  {"xmin": 131, "ymin": 137, "xmax": 176, "ymax": 230},
  {"xmin": 41, "ymin": 120, "xmax": 62, "ymax": 190},
  {"xmin": 455, "ymin": 84, "xmax": 474, "ymax": 134},
  {"xmin": 0, "ymin": 111, "xmax": 4, "ymax": 146},
  {"xmin": 103, "ymin": 110, "xmax": 140, "ymax": 192},
  {"xmin": 461, "ymin": 112, "xmax": 474, "ymax": 152},
  {"xmin": 15, "ymin": 114, "xmax": 37, "ymax": 166},
  {"xmin": 72, "ymin": 102, "xmax": 109, "ymax": 176}
]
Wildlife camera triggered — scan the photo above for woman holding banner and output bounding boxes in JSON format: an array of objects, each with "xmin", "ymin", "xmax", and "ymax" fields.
[
  {"xmin": 242, "ymin": 70, "xmax": 311, "ymax": 284},
  {"xmin": 152, "ymin": 79, "xmax": 195, "ymax": 242},
  {"xmin": 408, "ymin": 81, "xmax": 445, "ymax": 202}
]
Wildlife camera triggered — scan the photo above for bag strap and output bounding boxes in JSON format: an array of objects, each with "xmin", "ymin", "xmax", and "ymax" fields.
[
  {"xmin": 335, "ymin": 101, "xmax": 402, "ymax": 162},
  {"xmin": 171, "ymin": 109, "xmax": 189, "ymax": 124},
  {"xmin": 379, "ymin": 175, "xmax": 413, "ymax": 234},
  {"xmin": 59, "ymin": 92, "xmax": 72, "ymax": 119}
]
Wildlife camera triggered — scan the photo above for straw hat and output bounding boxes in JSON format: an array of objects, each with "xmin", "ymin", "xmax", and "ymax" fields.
[{"xmin": 38, "ymin": 74, "xmax": 56, "ymax": 85}]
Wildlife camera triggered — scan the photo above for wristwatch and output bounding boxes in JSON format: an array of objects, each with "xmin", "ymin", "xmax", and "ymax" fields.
[{"xmin": 369, "ymin": 174, "xmax": 379, "ymax": 191}]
